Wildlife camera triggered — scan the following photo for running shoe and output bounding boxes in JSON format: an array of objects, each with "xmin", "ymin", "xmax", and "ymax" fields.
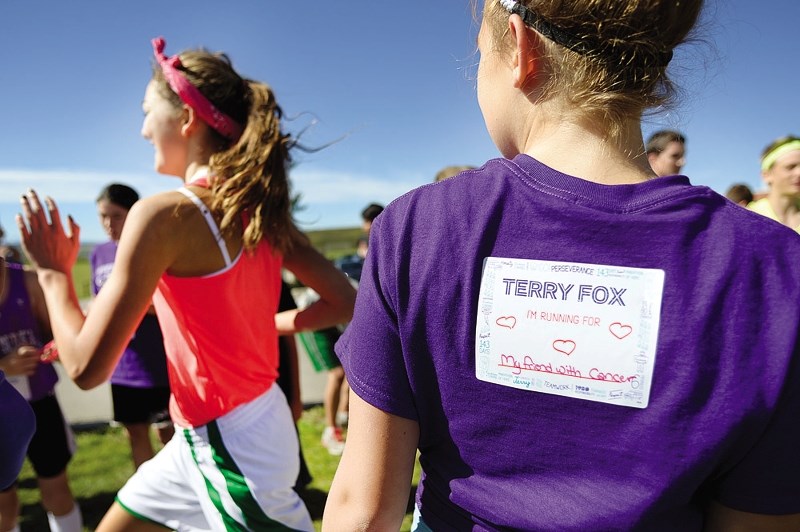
[{"xmin": 321, "ymin": 426, "xmax": 345, "ymax": 456}]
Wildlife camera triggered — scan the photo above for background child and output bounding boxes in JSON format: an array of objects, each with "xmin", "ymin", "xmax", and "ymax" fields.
[
  {"xmin": 646, "ymin": 129, "xmax": 687, "ymax": 177},
  {"xmin": 724, "ymin": 182, "xmax": 754, "ymax": 207},
  {"xmin": 0, "ymin": 258, "xmax": 82, "ymax": 532},
  {"xmin": 325, "ymin": 0, "xmax": 800, "ymax": 530},
  {"xmin": 91, "ymin": 183, "xmax": 173, "ymax": 469},
  {"xmin": 748, "ymin": 135, "xmax": 800, "ymax": 232},
  {"xmin": 0, "ymin": 257, "xmax": 36, "ymax": 500},
  {"xmin": 18, "ymin": 37, "xmax": 354, "ymax": 531}
]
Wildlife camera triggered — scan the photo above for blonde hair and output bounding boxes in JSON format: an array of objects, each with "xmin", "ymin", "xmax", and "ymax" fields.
[
  {"xmin": 483, "ymin": 0, "xmax": 702, "ymax": 138},
  {"xmin": 153, "ymin": 50, "xmax": 297, "ymax": 254},
  {"xmin": 761, "ymin": 135, "xmax": 800, "ymax": 168},
  {"xmin": 435, "ymin": 165, "xmax": 476, "ymax": 182}
]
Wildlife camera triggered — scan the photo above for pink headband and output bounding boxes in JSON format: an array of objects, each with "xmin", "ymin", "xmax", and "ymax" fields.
[{"xmin": 151, "ymin": 37, "xmax": 243, "ymax": 141}]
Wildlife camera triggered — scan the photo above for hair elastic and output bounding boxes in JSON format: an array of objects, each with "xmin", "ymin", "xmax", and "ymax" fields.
[
  {"xmin": 152, "ymin": 37, "xmax": 243, "ymax": 141},
  {"xmin": 497, "ymin": 0, "xmax": 673, "ymax": 66},
  {"xmin": 761, "ymin": 140, "xmax": 800, "ymax": 172}
]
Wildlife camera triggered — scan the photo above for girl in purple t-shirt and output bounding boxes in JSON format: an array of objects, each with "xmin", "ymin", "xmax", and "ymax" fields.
[
  {"xmin": 91, "ymin": 183, "xmax": 174, "ymax": 469},
  {"xmin": 0, "ymin": 257, "xmax": 35, "ymax": 491},
  {"xmin": 326, "ymin": 0, "xmax": 800, "ymax": 530}
]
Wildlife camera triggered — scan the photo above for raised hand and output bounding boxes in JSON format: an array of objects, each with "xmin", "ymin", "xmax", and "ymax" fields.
[{"xmin": 17, "ymin": 190, "xmax": 81, "ymax": 273}]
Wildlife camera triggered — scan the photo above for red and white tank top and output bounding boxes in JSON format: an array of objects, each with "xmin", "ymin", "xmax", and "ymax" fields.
[{"xmin": 153, "ymin": 174, "xmax": 283, "ymax": 427}]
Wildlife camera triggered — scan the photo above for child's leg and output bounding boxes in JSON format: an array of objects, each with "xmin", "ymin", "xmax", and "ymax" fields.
[
  {"xmin": 324, "ymin": 366, "xmax": 345, "ymax": 429},
  {"xmin": 38, "ymin": 471, "xmax": 82, "ymax": 532},
  {"xmin": 96, "ymin": 503, "xmax": 170, "ymax": 532},
  {"xmin": 25, "ymin": 395, "xmax": 82, "ymax": 531},
  {"xmin": 123, "ymin": 423, "xmax": 155, "ymax": 469},
  {"xmin": 0, "ymin": 487, "xmax": 20, "ymax": 532},
  {"xmin": 322, "ymin": 367, "xmax": 346, "ymax": 455},
  {"xmin": 112, "ymin": 385, "xmax": 172, "ymax": 467},
  {"xmin": 336, "ymin": 376, "xmax": 350, "ymax": 427}
]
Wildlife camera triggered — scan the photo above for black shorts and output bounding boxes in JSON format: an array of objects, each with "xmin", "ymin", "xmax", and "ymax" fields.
[
  {"xmin": 27, "ymin": 394, "xmax": 74, "ymax": 479},
  {"xmin": 111, "ymin": 384, "xmax": 171, "ymax": 425}
]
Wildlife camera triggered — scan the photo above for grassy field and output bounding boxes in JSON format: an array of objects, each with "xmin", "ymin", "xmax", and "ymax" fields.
[{"xmin": 16, "ymin": 406, "xmax": 421, "ymax": 531}]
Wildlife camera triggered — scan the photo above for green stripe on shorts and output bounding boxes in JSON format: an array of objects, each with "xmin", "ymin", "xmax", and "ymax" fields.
[
  {"xmin": 297, "ymin": 327, "xmax": 342, "ymax": 372},
  {"xmin": 206, "ymin": 420, "xmax": 299, "ymax": 531},
  {"xmin": 184, "ymin": 428, "xmax": 247, "ymax": 531}
]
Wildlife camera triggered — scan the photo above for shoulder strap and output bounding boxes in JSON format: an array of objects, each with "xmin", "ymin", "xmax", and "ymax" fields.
[{"xmin": 177, "ymin": 187, "xmax": 232, "ymax": 266}]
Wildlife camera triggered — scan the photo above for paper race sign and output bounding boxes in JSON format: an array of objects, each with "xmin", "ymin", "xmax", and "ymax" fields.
[{"xmin": 475, "ymin": 257, "xmax": 664, "ymax": 408}]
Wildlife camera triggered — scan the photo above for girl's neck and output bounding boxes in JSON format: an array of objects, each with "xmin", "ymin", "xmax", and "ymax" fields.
[
  {"xmin": 517, "ymin": 103, "xmax": 654, "ymax": 185},
  {"xmin": 184, "ymin": 163, "xmax": 211, "ymax": 184},
  {"xmin": 182, "ymin": 134, "xmax": 214, "ymax": 184}
]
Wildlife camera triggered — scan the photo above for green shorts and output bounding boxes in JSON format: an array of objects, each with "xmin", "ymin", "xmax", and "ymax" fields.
[{"xmin": 296, "ymin": 327, "xmax": 342, "ymax": 372}]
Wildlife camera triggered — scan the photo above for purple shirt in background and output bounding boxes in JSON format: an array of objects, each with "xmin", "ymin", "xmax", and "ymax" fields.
[
  {"xmin": 91, "ymin": 241, "xmax": 169, "ymax": 388},
  {"xmin": 337, "ymin": 155, "xmax": 800, "ymax": 530},
  {"xmin": 0, "ymin": 262, "xmax": 58, "ymax": 402}
]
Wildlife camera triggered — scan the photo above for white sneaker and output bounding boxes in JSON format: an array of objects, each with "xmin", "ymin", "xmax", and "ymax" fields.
[
  {"xmin": 321, "ymin": 426, "xmax": 345, "ymax": 456},
  {"xmin": 336, "ymin": 411, "xmax": 349, "ymax": 428}
]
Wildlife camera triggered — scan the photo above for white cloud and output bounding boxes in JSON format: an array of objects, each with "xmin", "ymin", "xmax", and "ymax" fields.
[
  {"xmin": 0, "ymin": 167, "xmax": 426, "ymax": 206},
  {"xmin": 0, "ymin": 169, "xmax": 174, "ymax": 203},
  {"xmin": 291, "ymin": 168, "xmax": 426, "ymax": 206},
  {"xmin": 0, "ymin": 166, "xmax": 428, "ymax": 235}
]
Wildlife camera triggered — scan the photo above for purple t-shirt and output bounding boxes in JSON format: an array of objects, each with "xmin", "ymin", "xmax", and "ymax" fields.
[
  {"xmin": 0, "ymin": 262, "xmax": 58, "ymax": 402},
  {"xmin": 91, "ymin": 241, "xmax": 169, "ymax": 388},
  {"xmin": 336, "ymin": 155, "xmax": 800, "ymax": 530}
]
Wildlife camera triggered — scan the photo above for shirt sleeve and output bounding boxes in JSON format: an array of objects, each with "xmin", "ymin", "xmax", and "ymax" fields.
[
  {"xmin": 335, "ymin": 211, "xmax": 418, "ymax": 421},
  {"xmin": 712, "ymin": 337, "xmax": 800, "ymax": 514}
]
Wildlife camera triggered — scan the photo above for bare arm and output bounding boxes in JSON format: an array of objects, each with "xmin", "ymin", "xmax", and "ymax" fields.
[
  {"xmin": 323, "ymin": 390, "xmax": 419, "ymax": 531},
  {"xmin": 705, "ymin": 502, "xmax": 800, "ymax": 532},
  {"xmin": 18, "ymin": 191, "xmax": 181, "ymax": 389},
  {"xmin": 277, "ymin": 237, "xmax": 356, "ymax": 334}
]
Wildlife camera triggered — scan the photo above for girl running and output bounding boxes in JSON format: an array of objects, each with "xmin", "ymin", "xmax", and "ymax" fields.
[
  {"xmin": 19, "ymin": 37, "xmax": 354, "ymax": 531},
  {"xmin": 325, "ymin": 0, "xmax": 800, "ymax": 530}
]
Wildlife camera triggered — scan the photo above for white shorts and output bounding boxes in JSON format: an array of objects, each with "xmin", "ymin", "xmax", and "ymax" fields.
[{"xmin": 116, "ymin": 385, "xmax": 313, "ymax": 531}]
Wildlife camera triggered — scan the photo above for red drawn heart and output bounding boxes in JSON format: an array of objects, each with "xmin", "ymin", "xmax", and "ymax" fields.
[
  {"xmin": 495, "ymin": 316, "xmax": 516, "ymax": 330},
  {"xmin": 609, "ymin": 322, "xmax": 633, "ymax": 339},
  {"xmin": 552, "ymin": 339, "xmax": 576, "ymax": 356}
]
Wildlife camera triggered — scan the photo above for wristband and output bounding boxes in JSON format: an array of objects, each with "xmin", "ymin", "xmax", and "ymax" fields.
[{"xmin": 40, "ymin": 341, "xmax": 59, "ymax": 363}]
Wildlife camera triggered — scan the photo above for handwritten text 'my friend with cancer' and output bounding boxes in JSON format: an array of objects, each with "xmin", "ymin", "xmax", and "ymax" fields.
[{"xmin": 501, "ymin": 278, "xmax": 626, "ymax": 306}]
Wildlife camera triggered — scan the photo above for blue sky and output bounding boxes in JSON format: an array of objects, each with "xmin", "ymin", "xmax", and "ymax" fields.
[{"xmin": 0, "ymin": 0, "xmax": 797, "ymax": 243}]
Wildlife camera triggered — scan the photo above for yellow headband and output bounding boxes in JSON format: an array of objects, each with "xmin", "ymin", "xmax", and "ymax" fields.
[{"xmin": 761, "ymin": 140, "xmax": 800, "ymax": 172}]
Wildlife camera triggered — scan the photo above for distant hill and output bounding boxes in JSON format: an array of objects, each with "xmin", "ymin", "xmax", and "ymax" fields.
[
  {"xmin": 305, "ymin": 226, "xmax": 363, "ymax": 259},
  {"xmin": 78, "ymin": 226, "xmax": 363, "ymax": 261}
]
